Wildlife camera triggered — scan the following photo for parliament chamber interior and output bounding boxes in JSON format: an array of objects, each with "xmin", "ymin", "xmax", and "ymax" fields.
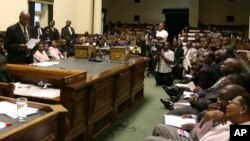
[{"xmin": 0, "ymin": 0, "xmax": 250, "ymax": 141}]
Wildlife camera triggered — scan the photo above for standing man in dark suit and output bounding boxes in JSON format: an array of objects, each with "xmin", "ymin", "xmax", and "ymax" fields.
[
  {"xmin": 61, "ymin": 20, "xmax": 76, "ymax": 47},
  {"xmin": 4, "ymin": 10, "xmax": 35, "ymax": 64},
  {"xmin": 44, "ymin": 20, "xmax": 60, "ymax": 40},
  {"xmin": 171, "ymin": 39, "xmax": 184, "ymax": 79},
  {"xmin": 34, "ymin": 21, "xmax": 43, "ymax": 39}
]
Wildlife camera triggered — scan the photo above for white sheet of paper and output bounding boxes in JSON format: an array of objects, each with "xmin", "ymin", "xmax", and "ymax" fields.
[
  {"xmin": 185, "ymin": 74, "xmax": 193, "ymax": 79},
  {"xmin": 30, "ymin": 61, "xmax": 59, "ymax": 67},
  {"xmin": 187, "ymin": 81, "xmax": 196, "ymax": 92},
  {"xmin": 26, "ymin": 38, "xmax": 40, "ymax": 49},
  {"xmin": 0, "ymin": 101, "xmax": 38, "ymax": 119},
  {"xmin": 175, "ymin": 83, "xmax": 189, "ymax": 88},
  {"xmin": 183, "ymin": 91, "xmax": 194, "ymax": 99},
  {"xmin": 164, "ymin": 115, "xmax": 196, "ymax": 128},
  {"xmin": 173, "ymin": 103, "xmax": 190, "ymax": 109}
]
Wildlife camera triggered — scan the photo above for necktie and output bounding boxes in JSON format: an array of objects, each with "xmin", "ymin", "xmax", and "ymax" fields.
[
  {"xmin": 37, "ymin": 29, "xmax": 40, "ymax": 39},
  {"xmin": 23, "ymin": 26, "xmax": 29, "ymax": 42},
  {"xmin": 68, "ymin": 27, "xmax": 72, "ymax": 35},
  {"xmin": 184, "ymin": 48, "xmax": 189, "ymax": 57},
  {"xmin": 23, "ymin": 26, "xmax": 30, "ymax": 57}
]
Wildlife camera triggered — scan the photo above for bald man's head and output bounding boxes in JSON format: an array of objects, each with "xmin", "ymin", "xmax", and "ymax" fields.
[
  {"xmin": 220, "ymin": 58, "xmax": 241, "ymax": 75},
  {"xmin": 66, "ymin": 20, "xmax": 71, "ymax": 27},
  {"xmin": 19, "ymin": 10, "xmax": 30, "ymax": 26}
]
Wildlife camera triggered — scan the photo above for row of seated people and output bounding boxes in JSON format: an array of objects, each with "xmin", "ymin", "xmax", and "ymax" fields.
[
  {"xmin": 33, "ymin": 40, "xmax": 74, "ymax": 62},
  {"xmin": 145, "ymin": 30, "xmax": 250, "ymax": 140}
]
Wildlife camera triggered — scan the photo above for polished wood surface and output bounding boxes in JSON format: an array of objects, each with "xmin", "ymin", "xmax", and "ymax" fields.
[
  {"xmin": 0, "ymin": 96, "xmax": 68, "ymax": 141},
  {"xmin": 6, "ymin": 56, "xmax": 149, "ymax": 141}
]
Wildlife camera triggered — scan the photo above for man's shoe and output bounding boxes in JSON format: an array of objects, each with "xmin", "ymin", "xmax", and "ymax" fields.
[
  {"xmin": 162, "ymin": 86, "xmax": 176, "ymax": 96},
  {"xmin": 160, "ymin": 99, "xmax": 174, "ymax": 109}
]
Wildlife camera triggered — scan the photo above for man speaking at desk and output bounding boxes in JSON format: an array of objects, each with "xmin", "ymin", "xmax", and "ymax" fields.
[{"xmin": 4, "ymin": 10, "xmax": 35, "ymax": 64}]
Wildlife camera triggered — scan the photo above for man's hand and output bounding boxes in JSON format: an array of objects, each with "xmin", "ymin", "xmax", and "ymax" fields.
[
  {"xmin": 181, "ymin": 123, "xmax": 196, "ymax": 131},
  {"xmin": 204, "ymin": 110, "xmax": 227, "ymax": 125},
  {"xmin": 181, "ymin": 114, "xmax": 192, "ymax": 119},
  {"xmin": 189, "ymin": 94, "xmax": 199, "ymax": 105},
  {"xmin": 208, "ymin": 103, "xmax": 220, "ymax": 111},
  {"xmin": 193, "ymin": 86, "xmax": 202, "ymax": 93}
]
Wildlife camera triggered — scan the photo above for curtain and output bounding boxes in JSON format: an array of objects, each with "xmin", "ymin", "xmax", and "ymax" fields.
[{"xmin": 28, "ymin": 2, "xmax": 35, "ymax": 27}]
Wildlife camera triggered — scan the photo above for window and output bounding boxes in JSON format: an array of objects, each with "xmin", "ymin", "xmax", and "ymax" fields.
[{"xmin": 35, "ymin": 3, "xmax": 42, "ymax": 12}]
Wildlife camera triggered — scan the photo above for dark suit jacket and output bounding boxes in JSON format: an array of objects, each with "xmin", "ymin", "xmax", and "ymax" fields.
[
  {"xmin": 4, "ymin": 23, "xmax": 35, "ymax": 64},
  {"xmin": 61, "ymin": 26, "xmax": 76, "ymax": 43},
  {"xmin": 34, "ymin": 26, "xmax": 44, "ymax": 39},
  {"xmin": 192, "ymin": 64, "xmax": 220, "ymax": 90},
  {"xmin": 44, "ymin": 26, "xmax": 60, "ymax": 40},
  {"xmin": 171, "ymin": 46, "xmax": 184, "ymax": 65}
]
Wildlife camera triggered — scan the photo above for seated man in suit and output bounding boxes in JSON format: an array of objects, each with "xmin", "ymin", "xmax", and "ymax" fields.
[
  {"xmin": 4, "ymin": 10, "xmax": 35, "ymax": 64},
  {"xmin": 58, "ymin": 39, "xmax": 74, "ymax": 56},
  {"xmin": 40, "ymin": 28, "xmax": 53, "ymax": 41},
  {"xmin": 166, "ymin": 58, "xmax": 243, "ymax": 116},
  {"xmin": 189, "ymin": 57, "xmax": 219, "ymax": 91},
  {"xmin": 44, "ymin": 20, "xmax": 60, "ymax": 40},
  {"xmin": 61, "ymin": 20, "xmax": 76, "ymax": 47}
]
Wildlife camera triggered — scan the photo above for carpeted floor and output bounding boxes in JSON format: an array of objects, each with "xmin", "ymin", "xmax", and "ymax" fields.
[{"xmin": 96, "ymin": 77, "xmax": 169, "ymax": 141}]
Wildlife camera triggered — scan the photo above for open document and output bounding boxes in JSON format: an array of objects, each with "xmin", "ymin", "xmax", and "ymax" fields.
[
  {"xmin": 164, "ymin": 115, "xmax": 196, "ymax": 128},
  {"xmin": 26, "ymin": 38, "xmax": 40, "ymax": 49},
  {"xmin": 14, "ymin": 82, "xmax": 60, "ymax": 99},
  {"xmin": 175, "ymin": 81, "xmax": 196, "ymax": 92},
  {"xmin": 0, "ymin": 101, "xmax": 38, "ymax": 119},
  {"xmin": 173, "ymin": 102, "xmax": 190, "ymax": 109}
]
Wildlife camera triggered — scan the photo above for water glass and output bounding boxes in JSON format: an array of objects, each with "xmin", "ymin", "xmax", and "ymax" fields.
[
  {"xmin": 63, "ymin": 52, "xmax": 67, "ymax": 59},
  {"xmin": 16, "ymin": 97, "xmax": 28, "ymax": 122},
  {"xmin": 121, "ymin": 55, "xmax": 126, "ymax": 64}
]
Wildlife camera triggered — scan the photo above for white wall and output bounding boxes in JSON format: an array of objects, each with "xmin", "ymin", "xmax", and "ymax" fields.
[
  {"xmin": 0, "ymin": 0, "xmax": 28, "ymax": 31},
  {"xmin": 102, "ymin": 0, "xmax": 190, "ymax": 24},
  {"xmin": 54, "ymin": 0, "xmax": 95, "ymax": 34},
  {"xmin": 0, "ymin": 0, "xmax": 95, "ymax": 34},
  {"xmin": 54, "ymin": 0, "xmax": 78, "ymax": 33},
  {"xmin": 199, "ymin": 0, "xmax": 250, "ymax": 25}
]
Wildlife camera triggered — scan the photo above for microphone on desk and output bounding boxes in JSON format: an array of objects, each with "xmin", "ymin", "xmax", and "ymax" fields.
[
  {"xmin": 96, "ymin": 47, "xmax": 105, "ymax": 59},
  {"xmin": 38, "ymin": 81, "xmax": 52, "ymax": 89}
]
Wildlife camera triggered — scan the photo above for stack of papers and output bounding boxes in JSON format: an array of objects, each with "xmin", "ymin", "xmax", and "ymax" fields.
[
  {"xmin": 14, "ymin": 82, "xmax": 60, "ymax": 99},
  {"xmin": 0, "ymin": 101, "xmax": 38, "ymax": 118},
  {"xmin": 164, "ymin": 115, "xmax": 196, "ymax": 128}
]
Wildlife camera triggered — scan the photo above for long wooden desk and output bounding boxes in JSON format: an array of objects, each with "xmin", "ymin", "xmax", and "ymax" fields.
[
  {"xmin": 0, "ymin": 96, "xmax": 68, "ymax": 141},
  {"xmin": 6, "ymin": 56, "xmax": 148, "ymax": 141}
]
